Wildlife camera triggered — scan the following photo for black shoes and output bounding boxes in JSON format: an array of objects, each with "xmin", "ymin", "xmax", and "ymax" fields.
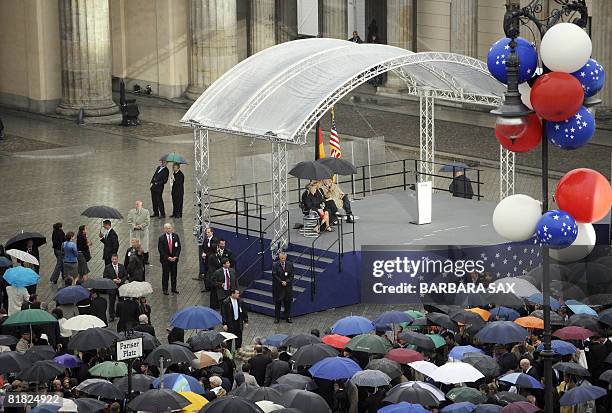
[
  {"xmin": 163, "ymin": 291, "xmax": 169, "ymax": 295},
  {"xmin": 274, "ymin": 319, "xmax": 280, "ymax": 324},
  {"xmin": 172, "ymin": 290, "xmax": 179, "ymax": 294},
  {"xmin": 287, "ymin": 318, "xmax": 293, "ymax": 323},
  {"xmin": 150, "ymin": 214, "xmax": 159, "ymax": 218}
]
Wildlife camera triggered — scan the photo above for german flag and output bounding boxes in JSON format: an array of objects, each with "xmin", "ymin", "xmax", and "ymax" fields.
[{"xmin": 315, "ymin": 121, "xmax": 325, "ymax": 160}]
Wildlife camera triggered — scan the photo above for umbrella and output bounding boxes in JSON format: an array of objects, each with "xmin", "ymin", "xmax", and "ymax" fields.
[
  {"xmin": 179, "ymin": 391, "xmax": 209, "ymax": 412},
  {"xmin": 256, "ymin": 401, "xmax": 283, "ymax": 413},
  {"xmin": 449, "ymin": 310, "xmax": 487, "ymax": 327},
  {"xmin": 426, "ymin": 334, "xmax": 446, "ymax": 349},
  {"xmin": 565, "ymin": 300, "xmax": 597, "ymax": 316},
  {"xmin": 89, "ymin": 361, "xmax": 128, "ymax": 378},
  {"xmin": 220, "ymin": 332, "xmax": 238, "ymax": 342},
  {"xmin": 567, "ymin": 314, "xmax": 600, "ymax": 332},
  {"xmin": 0, "ymin": 351, "xmax": 31, "ymax": 374},
  {"xmin": 346, "ymin": 334, "xmax": 392, "ymax": 354},
  {"xmin": 350, "ymin": 369, "xmax": 391, "ymax": 387},
  {"xmin": 462, "ymin": 354, "xmax": 501, "ymax": 377},
  {"xmin": 3, "ymin": 266, "xmax": 39, "ymax": 287},
  {"xmin": 24, "ymin": 345, "xmax": 56, "ymax": 362},
  {"xmin": 0, "ymin": 335, "xmax": 17, "ymax": 346},
  {"xmin": 442, "ymin": 402, "xmax": 478, "ymax": 413},
  {"xmin": 62, "ymin": 315, "xmax": 106, "ymax": 330},
  {"xmin": 600, "ymin": 370, "xmax": 612, "ymax": 383},
  {"xmin": 553, "ymin": 326, "xmax": 594, "ymax": 340},
  {"xmin": 426, "ymin": 312, "xmax": 459, "ymax": 331},
  {"xmin": 270, "ymin": 410, "xmax": 303, "ymax": 413},
  {"xmin": 530, "ymin": 310, "xmax": 565, "ymax": 325},
  {"xmin": 321, "ymin": 334, "xmax": 350, "ymax": 349},
  {"xmin": 290, "ymin": 343, "xmax": 338, "ymax": 367},
  {"xmin": 54, "ymin": 285, "xmax": 91, "ymax": 305},
  {"xmin": 407, "ymin": 360, "xmax": 438, "ymax": 377},
  {"xmin": 170, "ymin": 306, "xmax": 223, "ymax": 330},
  {"xmin": 146, "ymin": 344, "xmax": 197, "ymax": 367},
  {"xmin": 385, "ymin": 348, "xmax": 424, "ymax": 364},
  {"xmin": 495, "ymin": 392, "xmax": 528, "ymax": 404},
  {"xmin": 475, "ymin": 321, "xmax": 528, "ymax": 344},
  {"xmin": 68, "ymin": 328, "xmax": 120, "ymax": 351},
  {"xmin": 526, "ymin": 293, "xmax": 561, "ymax": 310},
  {"xmin": 499, "ymin": 372, "xmax": 544, "ymax": 389},
  {"xmin": 127, "ymin": 389, "xmax": 191, "ymax": 413},
  {"xmin": 331, "ymin": 316, "xmax": 374, "ymax": 336},
  {"xmin": 52, "ymin": 354, "xmax": 81, "ymax": 369},
  {"xmin": 119, "ymin": 281, "xmax": 154, "ymax": 298},
  {"xmin": 81, "ymin": 277, "xmax": 118, "ymax": 290},
  {"xmin": 114, "ymin": 373, "xmax": 155, "ymax": 393},
  {"xmin": 75, "ymin": 378, "xmax": 110, "ymax": 391},
  {"xmin": 429, "ymin": 361, "xmax": 484, "ymax": 384},
  {"xmin": 583, "ymin": 294, "xmax": 612, "ymax": 306},
  {"xmin": 3, "ymin": 309, "xmax": 57, "ymax": 327},
  {"xmin": 188, "ymin": 330, "xmax": 225, "ymax": 351},
  {"xmin": 365, "ymin": 358, "xmax": 402, "ymax": 380},
  {"xmin": 119, "ymin": 330, "xmax": 160, "ymax": 351},
  {"xmin": 466, "ymin": 307, "xmax": 490, "ymax": 321},
  {"xmin": 308, "ymin": 356, "xmax": 361, "ymax": 380},
  {"xmin": 196, "ymin": 350, "xmax": 223, "ymax": 368},
  {"xmin": 154, "ymin": 373, "xmax": 205, "ymax": 394},
  {"xmin": 493, "ymin": 278, "xmax": 540, "ymax": 298},
  {"xmin": 448, "ymin": 345, "xmax": 484, "ymax": 361},
  {"xmin": 598, "ymin": 308, "xmax": 612, "ymax": 326},
  {"xmin": 536, "ymin": 340, "xmax": 577, "ymax": 356},
  {"xmin": 160, "ymin": 153, "xmax": 188, "ymax": 164},
  {"xmin": 264, "ymin": 334, "xmax": 289, "ymax": 347},
  {"xmin": 237, "ymin": 386, "xmax": 283, "ymax": 403},
  {"xmin": 440, "ymin": 162, "xmax": 470, "ymax": 173},
  {"xmin": 5, "ymin": 231, "xmax": 46, "ymax": 250},
  {"xmin": 80, "ymin": 380, "xmax": 124, "ymax": 399},
  {"xmin": 514, "ymin": 316, "xmax": 544, "ymax": 329},
  {"xmin": 373, "ymin": 311, "xmax": 414, "ymax": 327},
  {"xmin": 0, "ymin": 257, "xmax": 12, "ymax": 268},
  {"xmin": 281, "ymin": 390, "xmax": 331, "ymax": 413},
  {"xmin": 5, "ymin": 249, "xmax": 38, "ymax": 265},
  {"xmin": 276, "ymin": 374, "xmax": 317, "ymax": 391},
  {"xmin": 202, "ymin": 396, "xmax": 264, "ymax": 412},
  {"xmin": 73, "ymin": 399, "xmax": 108, "ymax": 413},
  {"xmin": 30, "ymin": 405, "xmax": 60, "ymax": 413},
  {"xmin": 315, "ymin": 157, "xmax": 357, "ymax": 175},
  {"xmin": 559, "ymin": 383, "xmax": 606, "ymax": 405},
  {"xmin": 499, "ymin": 402, "xmax": 540, "ymax": 413},
  {"xmin": 404, "ymin": 317, "xmax": 428, "ymax": 330},
  {"xmin": 447, "ymin": 387, "xmax": 487, "ymax": 404},
  {"xmin": 397, "ymin": 331, "xmax": 435, "ymax": 350},
  {"xmin": 18, "ymin": 360, "xmax": 65, "ymax": 382},
  {"xmin": 81, "ymin": 205, "xmax": 123, "ymax": 219},
  {"xmin": 474, "ymin": 405, "xmax": 502, "ymax": 413},
  {"xmin": 383, "ymin": 382, "xmax": 440, "ymax": 406},
  {"xmin": 379, "ymin": 403, "xmax": 430, "ymax": 413},
  {"xmin": 289, "ymin": 161, "xmax": 333, "ymax": 180},
  {"xmin": 281, "ymin": 334, "xmax": 321, "ymax": 348},
  {"xmin": 553, "ymin": 361, "xmax": 591, "ymax": 377},
  {"xmin": 400, "ymin": 381, "xmax": 446, "ymax": 402}
]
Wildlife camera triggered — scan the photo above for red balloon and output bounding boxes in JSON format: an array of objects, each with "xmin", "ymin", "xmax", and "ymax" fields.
[
  {"xmin": 555, "ymin": 168, "xmax": 612, "ymax": 223},
  {"xmin": 530, "ymin": 72, "xmax": 584, "ymax": 121},
  {"xmin": 495, "ymin": 114, "xmax": 542, "ymax": 152}
]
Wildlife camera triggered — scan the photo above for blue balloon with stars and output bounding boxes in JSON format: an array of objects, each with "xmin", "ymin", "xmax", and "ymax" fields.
[
  {"xmin": 536, "ymin": 210, "xmax": 578, "ymax": 249},
  {"xmin": 571, "ymin": 58, "xmax": 606, "ymax": 98},
  {"xmin": 487, "ymin": 37, "xmax": 538, "ymax": 84},
  {"xmin": 545, "ymin": 106, "xmax": 595, "ymax": 150}
]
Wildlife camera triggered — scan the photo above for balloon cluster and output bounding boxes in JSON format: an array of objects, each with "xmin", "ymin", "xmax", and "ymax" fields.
[{"xmin": 489, "ymin": 23, "xmax": 612, "ymax": 262}]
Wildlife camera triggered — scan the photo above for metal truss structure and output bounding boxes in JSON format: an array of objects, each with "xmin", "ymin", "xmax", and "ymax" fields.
[
  {"xmin": 271, "ymin": 140, "xmax": 288, "ymax": 249},
  {"xmin": 500, "ymin": 146, "xmax": 516, "ymax": 201},
  {"xmin": 418, "ymin": 88, "xmax": 435, "ymax": 184},
  {"xmin": 192, "ymin": 128, "xmax": 210, "ymax": 243}
]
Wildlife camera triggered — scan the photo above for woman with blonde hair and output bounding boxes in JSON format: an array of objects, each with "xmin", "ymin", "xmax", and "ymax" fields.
[{"xmin": 124, "ymin": 238, "xmax": 146, "ymax": 281}]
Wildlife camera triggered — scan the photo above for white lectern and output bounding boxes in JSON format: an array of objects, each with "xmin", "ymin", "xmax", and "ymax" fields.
[{"xmin": 413, "ymin": 181, "xmax": 432, "ymax": 225}]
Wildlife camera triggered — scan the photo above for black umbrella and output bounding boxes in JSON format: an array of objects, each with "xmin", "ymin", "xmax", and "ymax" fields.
[
  {"xmin": 463, "ymin": 353, "xmax": 501, "ymax": 377},
  {"xmin": 82, "ymin": 278, "xmax": 118, "ymax": 290},
  {"xmin": 127, "ymin": 389, "xmax": 190, "ymax": 413},
  {"xmin": 24, "ymin": 345, "xmax": 56, "ymax": 362},
  {"xmin": 281, "ymin": 390, "xmax": 331, "ymax": 413},
  {"xmin": 281, "ymin": 333, "xmax": 321, "ymax": 348},
  {"xmin": 187, "ymin": 330, "xmax": 224, "ymax": 351},
  {"xmin": 145, "ymin": 344, "xmax": 196, "ymax": 367},
  {"xmin": 80, "ymin": 381, "xmax": 124, "ymax": 400},
  {"xmin": 495, "ymin": 391, "xmax": 528, "ymax": 404},
  {"xmin": 17, "ymin": 360, "xmax": 65, "ymax": 382},
  {"xmin": 5, "ymin": 231, "xmax": 46, "ymax": 250},
  {"xmin": 275, "ymin": 374, "xmax": 317, "ymax": 390},
  {"xmin": 316, "ymin": 157, "xmax": 357, "ymax": 175},
  {"xmin": 426, "ymin": 313, "xmax": 458, "ymax": 331},
  {"xmin": 383, "ymin": 383, "xmax": 440, "ymax": 406},
  {"xmin": 599, "ymin": 370, "xmax": 612, "ymax": 383},
  {"xmin": 81, "ymin": 206, "xmax": 124, "ymax": 220},
  {"xmin": 530, "ymin": 310, "xmax": 565, "ymax": 326},
  {"xmin": 273, "ymin": 410, "xmax": 305, "ymax": 413},
  {"xmin": 119, "ymin": 331, "xmax": 160, "ymax": 351},
  {"xmin": 0, "ymin": 351, "xmax": 31, "ymax": 374},
  {"xmin": 449, "ymin": 309, "xmax": 487, "ymax": 327},
  {"xmin": 289, "ymin": 161, "xmax": 333, "ymax": 180},
  {"xmin": 238, "ymin": 385, "xmax": 283, "ymax": 404},
  {"xmin": 290, "ymin": 343, "xmax": 338, "ymax": 367},
  {"xmin": 68, "ymin": 328, "xmax": 120, "ymax": 351},
  {"xmin": 397, "ymin": 331, "xmax": 435, "ymax": 351},
  {"xmin": 365, "ymin": 358, "xmax": 402, "ymax": 380},
  {"xmin": 202, "ymin": 396, "xmax": 264, "ymax": 413},
  {"xmin": 474, "ymin": 405, "xmax": 502, "ymax": 413},
  {"xmin": 567, "ymin": 314, "xmax": 601, "ymax": 332},
  {"xmin": 114, "ymin": 374, "xmax": 155, "ymax": 393},
  {"xmin": 582, "ymin": 294, "xmax": 612, "ymax": 306},
  {"xmin": 0, "ymin": 335, "xmax": 18, "ymax": 346},
  {"xmin": 553, "ymin": 361, "xmax": 591, "ymax": 377},
  {"xmin": 74, "ymin": 398, "xmax": 108, "ymax": 413},
  {"xmin": 485, "ymin": 291, "xmax": 525, "ymax": 308}
]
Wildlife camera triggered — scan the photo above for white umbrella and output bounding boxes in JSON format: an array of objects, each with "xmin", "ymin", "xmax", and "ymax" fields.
[
  {"xmin": 220, "ymin": 332, "xmax": 238, "ymax": 341},
  {"xmin": 256, "ymin": 401, "xmax": 285, "ymax": 412},
  {"xmin": 6, "ymin": 249, "xmax": 38, "ymax": 266},
  {"xmin": 402, "ymin": 381, "xmax": 446, "ymax": 402},
  {"xmin": 58, "ymin": 398, "xmax": 78, "ymax": 412},
  {"xmin": 428, "ymin": 361, "xmax": 485, "ymax": 384},
  {"xmin": 119, "ymin": 281, "xmax": 153, "ymax": 298},
  {"xmin": 408, "ymin": 360, "xmax": 438, "ymax": 377},
  {"xmin": 492, "ymin": 277, "xmax": 540, "ymax": 298},
  {"xmin": 63, "ymin": 315, "xmax": 106, "ymax": 331}
]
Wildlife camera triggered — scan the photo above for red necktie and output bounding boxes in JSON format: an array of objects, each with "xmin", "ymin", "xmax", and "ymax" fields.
[
  {"xmin": 167, "ymin": 235, "xmax": 172, "ymax": 255},
  {"xmin": 224, "ymin": 269, "xmax": 230, "ymax": 289}
]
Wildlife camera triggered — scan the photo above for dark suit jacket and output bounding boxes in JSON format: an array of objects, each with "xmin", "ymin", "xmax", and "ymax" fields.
[
  {"xmin": 100, "ymin": 229, "xmax": 119, "ymax": 261},
  {"xmin": 151, "ymin": 166, "xmax": 169, "ymax": 190},
  {"xmin": 264, "ymin": 359, "xmax": 290, "ymax": 386},
  {"xmin": 207, "ymin": 248, "xmax": 235, "ymax": 276},
  {"xmin": 158, "ymin": 233, "xmax": 181, "ymax": 264},
  {"xmin": 221, "ymin": 296, "xmax": 248, "ymax": 327},
  {"xmin": 172, "ymin": 170, "xmax": 184, "ymax": 195},
  {"xmin": 272, "ymin": 260, "xmax": 294, "ymax": 301},
  {"xmin": 116, "ymin": 299, "xmax": 140, "ymax": 332},
  {"xmin": 249, "ymin": 353, "xmax": 272, "ymax": 386},
  {"xmin": 200, "ymin": 236, "xmax": 219, "ymax": 264},
  {"xmin": 90, "ymin": 296, "xmax": 108, "ymax": 325},
  {"xmin": 213, "ymin": 267, "xmax": 238, "ymax": 300},
  {"xmin": 102, "ymin": 263, "xmax": 128, "ymax": 284}
]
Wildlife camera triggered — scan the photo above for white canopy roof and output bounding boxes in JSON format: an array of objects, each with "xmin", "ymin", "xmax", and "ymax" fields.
[{"xmin": 182, "ymin": 38, "xmax": 505, "ymax": 144}]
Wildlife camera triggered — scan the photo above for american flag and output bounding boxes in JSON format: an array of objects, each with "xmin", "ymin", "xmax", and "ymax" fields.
[{"xmin": 329, "ymin": 107, "xmax": 341, "ymax": 158}]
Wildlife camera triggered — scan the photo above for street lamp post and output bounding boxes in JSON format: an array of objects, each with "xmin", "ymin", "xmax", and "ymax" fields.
[{"xmin": 492, "ymin": 2, "xmax": 591, "ymax": 413}]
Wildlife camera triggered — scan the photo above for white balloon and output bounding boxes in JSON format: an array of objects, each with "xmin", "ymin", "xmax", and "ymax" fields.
[
  {"xmin": 519, "ymin": 82, "xmax": 533, "ymax": 110},
  {"xmin": 540, "ymin": 23, "xmax": 592, "ymax": 73},
  {"xmin": 550, "ymin": 222, "xmax": 596, "ymax": 263},
  {"xmin": 493, "ymin": 194, "xmax": 542, "ymax": 242}
]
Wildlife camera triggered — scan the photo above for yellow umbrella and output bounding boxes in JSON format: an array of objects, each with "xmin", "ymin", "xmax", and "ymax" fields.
[{"xmin": 179, "ymin": 392, "xmax": 208, "ymax": 412}]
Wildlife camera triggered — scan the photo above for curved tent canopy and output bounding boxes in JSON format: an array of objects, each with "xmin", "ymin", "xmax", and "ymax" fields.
[{"xmin": 181, "ymin": 38, "xmax": 505, "ymax": 144}]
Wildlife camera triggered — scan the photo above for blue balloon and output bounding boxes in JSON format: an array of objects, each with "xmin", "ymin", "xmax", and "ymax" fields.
[
  {"xmin": 571, "ymin": 58, "xmax": 606, "ymax": 98},
  {"xmin": 487, "ymin": 37, "xmax": 538, "ymax": 84},
  {"xmin": 546, "ymin": 106, "xmax": 595, "ymax": 150},
  {"xmin": 536, "ymin": 210, "xmax": 578, "ymax": 249}
]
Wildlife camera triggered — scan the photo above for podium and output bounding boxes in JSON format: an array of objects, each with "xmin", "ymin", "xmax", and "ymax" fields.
[{"xmin": 412, "ymin": 181, "xmax": 432, "ymax": 225}]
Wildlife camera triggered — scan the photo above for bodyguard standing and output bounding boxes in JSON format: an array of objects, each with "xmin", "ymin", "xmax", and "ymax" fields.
[
  {"xmin": 99, "ymin": 220, "xmax": 119, "ymax": 266},
  {"xmin": 221, "ymin": 289, "xmax": 248, "ymax": 349},
  {"xmin": 170, "ymin": 163, "xmax": 184, "ymax": 218},
  {"xmin": 102, "ymin": 254, "xmax": 128, "ymax": 322},
  {"xmin": 127, "ymin": 200, "xmax": 151, "ymax": 264},
  {"xmin": 213, "ymin": 258, "xmax": 237, "ymax": 308},
  {"xmin": 150, "ymin": 160, "xmax": 169, "ymax": 218},
  {"xmin": 272, "ymin": 252, "xmax": 294, "ymax": 323},
  {"xmin": 158, "ymin": 223, "xmax": 181, "ymax": 295}
]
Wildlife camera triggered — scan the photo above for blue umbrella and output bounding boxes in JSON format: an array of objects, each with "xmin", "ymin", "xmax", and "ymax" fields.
[
  {"xmin": 474, "ymin": 405, "xmax": 502, "ymax": 413},
  {"xmin": 474, "ymin": 321, "xmax": 528, "ymax": 344},
  {"xmin": 373, "ymin": 311, "xmax": 414, "ymax": 327},
  {"xmin": 264, "ymin": 334, "xmax": 289, "ymax": 347},
  {"xmin": 499, "ymin": 373, "xmax": 544, "ymax": 389},
  {"xmin": 489, "ymin": 307, "xmax": 520, "ymax": 321},
  {"xmin": 53, "ymin": 354, "xmax": 82, "ymax": 368},
  {"xmin": 331, "ymin": 316, "xmax": 374, "ymax": 336},
  {"xmin": 0, "ymin": 257, "xmax": 12, "ymax": 268},
  {"xmin": 54, "ymin": 285, "xmax": 90, "ymax": 305},
  {"xmin": 536, "ymin": 340, "xmax": 577, "ymax": 356},
  {"xmin": 439, "ymin": 162, "xmax": 469, "ymax": 173},
  {"xmin": 152, "ymin": 373, "xmax": 205, "ymax": 394},
  {"xmin": 170, "ymin": 306, "xmax": 222, "ymax": 330},
  {"xmin": 565, "ymin": 300, "xmax": 598, "ymax": 317},
  {"xmin": 309, "ymin": 357, "xmax": 361, "ymax": 380},
  {"xmin": 378, "ymin": 402, "xmax": 430, "ymax": 413},
  {"xmin": 29, "ymin": 405, "xmax": 60, "ymax": 413},
  {"xmin": 441, "ymin": 402, "xmax": 477, "ymax": 413},
  {"xmin": 527, "ymin": 293, "xmax": 561, "ymax": 310},
  {"xmin": 3, "ymin": 267, "xmax": 39, "ymax": 287},
  {"xmin": 559, "ymin": 383, "xmax": 607, "ymax": 405},
  {"xmin": 448, "ymin": 345, "xmax": 484, "ymax": 361}
]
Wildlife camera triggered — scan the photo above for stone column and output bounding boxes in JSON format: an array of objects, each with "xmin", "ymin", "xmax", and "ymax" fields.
[
  {"xmin": 186, "ymin": 0, "xmax": 238, "ymax": 100},
  {"xmin": 276, "ymin": 0, "xmax": 297, "ymax": 43},
  {"xmin": 591, "ymin": 0, "xmax": 612, "ymax": 124},
  {"xmin": 249, "ymin": 0, "xmax": 276, "ymax": 54},
  {"xmin": 378, "ymin": 0, "xmax": 413, "ymax": 95},
  {"xmin": 318, "ymin": 0, "xmax": 347, "ymax": 39},
  {"xmin": 450, "ymin": 0, "xmax": 478, "ymax": 57},
  {"xmin": 57, "ymin": 0, "xmax": 118, "ymax": 117}
]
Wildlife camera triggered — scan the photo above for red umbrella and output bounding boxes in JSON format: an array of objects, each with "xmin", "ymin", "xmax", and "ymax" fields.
[
  {"xmin": 500, "ymin": 401, "xmax": 541, "ymax": 413},
  {"xmin": 553, "ymin": 326, "xmax": 595, "ymax": 341},
  {"xmin": 322, "ymin": 334, "xmax": 350, "ymax": 349},
  {"xmin": 385, "ymin": 348, "xmax": 424, "ymax": 364}
]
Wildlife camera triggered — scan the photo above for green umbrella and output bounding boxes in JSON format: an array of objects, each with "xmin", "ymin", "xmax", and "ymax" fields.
[
  {"xmin": 345, "ymin": 334, "xmax": 392, "ymax": 354},
  {"xmin": 89, "ymin": 361, "xmax": 128, "ymax": 378},
  {"xmin": 426, "ymin": 334, "xmax": 446, "ymax": 349},
  {"xmin": 401, "ymin": 311, "xmax": 426, "ymax": 328},
  {"xmin": 446, "ymin": 387, "xmax": 487, "ymax": 404},
  {"xmin": 3, "ymin": 309, "xmax": 58, "ymax": 327},
  {"xmin": 160, "ymin": 153, "xmax": 188, "ymax": 164}
]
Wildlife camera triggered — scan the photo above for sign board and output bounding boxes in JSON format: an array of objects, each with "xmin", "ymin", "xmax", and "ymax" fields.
[
  {"xmin": 412, "ymin": 181, "xmax": 432, "ymax": 225},
  {"xmin": 116, "ymin": 337, "xmax": 143, "ymax": 361}
]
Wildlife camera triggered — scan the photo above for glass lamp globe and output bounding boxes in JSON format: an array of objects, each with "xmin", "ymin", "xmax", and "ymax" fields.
[{"xmin": 495, "ymin": 115, "xmax": 528, "ymax": 140}]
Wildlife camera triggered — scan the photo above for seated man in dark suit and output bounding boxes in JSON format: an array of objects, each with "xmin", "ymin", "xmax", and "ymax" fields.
[{"xmin": 102, "ymin": 254, "xmax": 128, "ymax": 322}]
